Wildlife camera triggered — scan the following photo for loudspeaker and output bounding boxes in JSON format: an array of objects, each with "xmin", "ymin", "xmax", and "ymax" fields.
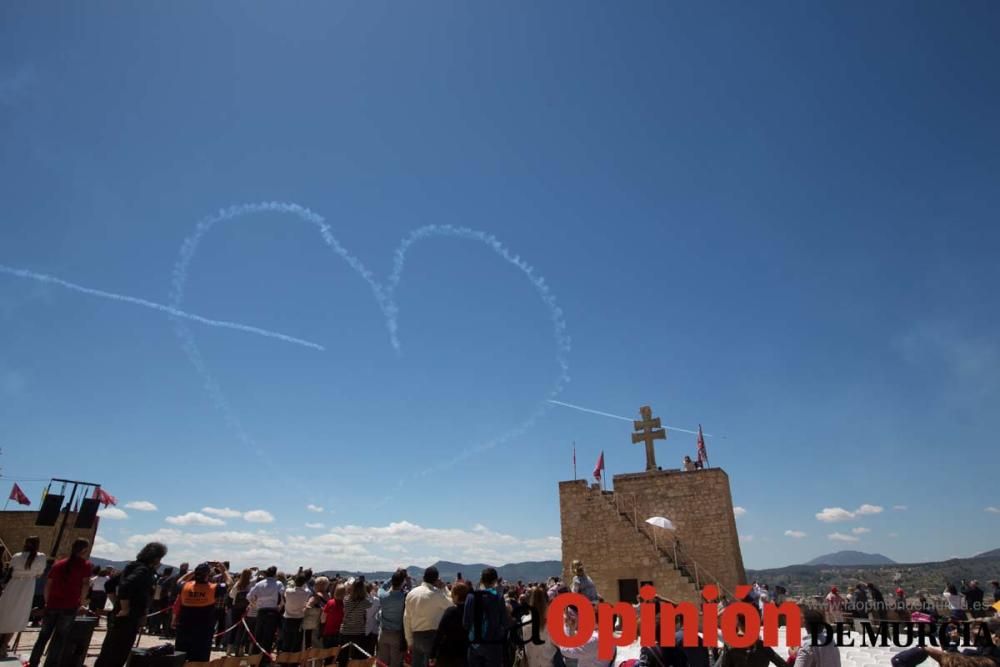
[
  {"xmin": 35, "ymin": 494, "xmax": 64, "ymax": 526},
  {"xmin": 74, "ymin": 498, "xmax": 100, "ymax": 529}
]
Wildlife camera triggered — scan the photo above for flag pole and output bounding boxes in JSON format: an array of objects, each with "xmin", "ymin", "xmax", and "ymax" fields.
[{"xmin": 573, "ymin": 441, "xmax": 577, "ymax": 480}]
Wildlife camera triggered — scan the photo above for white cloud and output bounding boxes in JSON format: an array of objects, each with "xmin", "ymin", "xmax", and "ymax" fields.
[
  {"xmin": 816, "ymin": 507, "xmax": 855, "ymax": 522},
  {"xmin": 125, "ymin": 501, "xmax": 158, "ymax": 512},
  {"xmin": 166, "ymin": 512, "xmax": 226, "ymax": 527},
  {"xmin": 305, "ymin": 523, "xmax": 325, "ymax": 529},
  {"xmin": 99, "ymin": 507, "xmax": 128, "ymax": 520},
  {"xmin": 851, "ymin": 527, "xmax": 871, "ymax": 535},
  {"xmin": 733, "ymin": 507, "xmax": 747, "ymax": 518},
  {"xmin": 828, "ymin": 532, "xmax": 860, "ymax": 543},
  {"xmin": 892, "ymin": 505, "xmax": 908, "ymax": 511},
  {"xmin": 120, "ymin": 520, "xmax": 560, "ymax": 572},
  {"xmin": 92, "ymin": 535, "xmax": 131, "ymax": 561},
  {"xmin": 202, "ymin": 507, "xmax": 243, "ymax": 519},
  {"xmin": 243, "ymin": 510, "xmax": 275, "ymax": 524},
  {"xmin": 307, "ymin": 504, "xmax": 324, "ymax": 513},
  {"xmin": 888, "ymin": 532, "xmax": 899, "ymax": 538},
  {"xmin": 740, "ymin": 534, "xmax": 754, "ymax": 542},
  {"xmin": 815, "ymin": 504, "xmax": 883, "ymax": 522},
  {"xmin": 985, "ymin": 507, "xmax": 1000, "ymax": 514},
  {"xmin": 784, "ymin": 530, "xmax": 806, "ymax": 539}
]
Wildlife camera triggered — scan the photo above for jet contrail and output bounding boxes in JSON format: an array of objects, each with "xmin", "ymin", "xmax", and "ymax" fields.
[
  {"xmin": 169, "ymin": 202, "xmax": 573, "ymax": 486},
  {"xmin": 548, "ymin": 399, "xmax": 634, "ymax": 422},
  {"xmin": 547, "ymin": 399, "xmax": 720, "ymax": 438},
  {"xmin": 0, "ymin": 264, "xmax": 325, "ymax": 351}
]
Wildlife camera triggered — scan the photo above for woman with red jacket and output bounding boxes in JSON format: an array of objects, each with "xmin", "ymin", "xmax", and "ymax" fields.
[{"xmin": 322, "ymin": 584, "xmax": 346, "ymax": 649}]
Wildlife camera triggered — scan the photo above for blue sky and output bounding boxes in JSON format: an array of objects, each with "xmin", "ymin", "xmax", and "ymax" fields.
[{"xmin": 1, "ymin": 2, "xmax": 999, "ymax": 571}]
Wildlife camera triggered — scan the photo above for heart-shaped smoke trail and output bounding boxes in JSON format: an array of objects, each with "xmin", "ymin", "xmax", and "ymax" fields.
[{"xmin": 169, "ymin": 202, "xmax": 571, "ymax": 483}]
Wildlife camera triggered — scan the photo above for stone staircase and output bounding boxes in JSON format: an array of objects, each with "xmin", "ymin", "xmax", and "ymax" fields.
[
  {"xmin": 594, "ymin": 486, "xmax": 737, "ymax": 601},
  {"xmin": 582, "ymin": 485, "xmax": 703, "ymax": 602}
]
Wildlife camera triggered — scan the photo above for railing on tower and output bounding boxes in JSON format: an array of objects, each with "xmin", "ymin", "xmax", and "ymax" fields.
[
  {"xmin": 0, "ymin": 536, "xmax": 12, "ymax": 569},
  {"xmin": 607, "ymin": 489, "xmax": 736, "ymax": 601}
]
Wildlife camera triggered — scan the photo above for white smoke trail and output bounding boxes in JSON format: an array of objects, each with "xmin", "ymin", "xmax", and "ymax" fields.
[
  {"xmin": 548, "ymin": 399, "xmax": 721, "ymax": 438},
  {"xmin": 169, "ymin": 203, "xmax": 572, "ymax": 481},
  {"xmin": 0, "ymin": 263, "xmax": 325, "ymax": 351},
  {"xmin": 547, "ymin": 399, "xmax": 634, "ymax": 422}
]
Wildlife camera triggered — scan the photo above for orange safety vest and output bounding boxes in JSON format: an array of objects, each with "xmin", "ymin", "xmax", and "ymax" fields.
[{"xmin": 179, "ymin": 581, "xmax": 217, "ymax": 608}]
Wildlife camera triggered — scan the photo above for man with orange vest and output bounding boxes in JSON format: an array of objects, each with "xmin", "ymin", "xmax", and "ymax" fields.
[{"xmin": 172, "ymin": 562, "xmax": 234, "ymax": 661}]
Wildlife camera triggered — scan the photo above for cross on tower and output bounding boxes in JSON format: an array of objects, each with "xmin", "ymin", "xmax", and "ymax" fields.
[{"xmin": 631, "ymin": 405, "xmax": 666, "ymax": 471}]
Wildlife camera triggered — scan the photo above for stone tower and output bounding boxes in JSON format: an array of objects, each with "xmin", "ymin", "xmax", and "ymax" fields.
[
  {"xmin": 558, "ymin": 408, "xmax": 745, "ymax": 603},
  {"xmin": 559, "ymin": 469, "xmax": 746, "ymax": 603}
]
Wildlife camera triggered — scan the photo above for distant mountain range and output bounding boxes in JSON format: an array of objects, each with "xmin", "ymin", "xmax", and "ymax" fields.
[
  {"xmin": 90, "ymin": 558, "xmax": 562, "ymax": 583},
  {"xmin": 748, "ymin": 548, "xmax": 1000, "ymax": 597},
  {"xmin": 805, "ymin": 550, "xmax": 896, "ymax": 566},
  {"xmin": 319, "ymin": 560, "xmax": 562, "ymax": 583},
  {"xmin": 92, "ymin": 557, "xmax": 136, "ymax": 571},
  {"xmin": 89, "ymin": 557, "xmax": 563, "ymax": 582}
]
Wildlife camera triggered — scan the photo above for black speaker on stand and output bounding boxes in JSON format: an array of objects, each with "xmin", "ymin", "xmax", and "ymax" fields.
[
  {"xmin": 74, "ymin": 498, "xmax": 100, "ymax": 529},
  {"xmin": 35, "ymin": 494, "xmax": 65, "ymax": 526}
]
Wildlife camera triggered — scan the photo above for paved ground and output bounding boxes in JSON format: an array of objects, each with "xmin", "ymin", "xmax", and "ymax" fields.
[
  {"xmin": 9, "ymin": 624, "xmax": 232, "ymax": 667},
  {"xmin": 8, "ymin": 622, "xmax": 913, "ymax": 667}
]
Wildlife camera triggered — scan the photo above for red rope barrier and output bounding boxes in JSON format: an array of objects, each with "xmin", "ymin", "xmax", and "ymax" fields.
[
  {"xmin": 339, "ymin": 641, "xmax": 388, "ymax": 667},
  {"xmin": 214, "ymin": 615, "xmax": 245, "ymax": 639},
  {"xmin": 242, "ymin": 617, "xmax": 276, "ymax": 661}
]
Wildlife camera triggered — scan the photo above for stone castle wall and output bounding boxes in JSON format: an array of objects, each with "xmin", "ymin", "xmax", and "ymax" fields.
[
  {"xmin": 559, "ymin": 480, "xmax": 702, "ymax": 603},
  {"xmin": 612, "ymin": 468, "xmax": 746, "ymax": 592},
  {"xmin": 0, "ymin": 511, "xmax": 100, "ymax": 560},
  {"xmin": 559, "ymin": 467, "xmax": 745, "ymax": 602}
]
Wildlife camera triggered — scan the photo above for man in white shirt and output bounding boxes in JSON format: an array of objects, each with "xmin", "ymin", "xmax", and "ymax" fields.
[
  {"xmin": 248, "ymin": 566, "xmax": 285, "ymax": 658},
  {"xmin": 403, "ymin": 567, "xmax": 452, "ymax": 667},
  {"xmin": 281, "ymin": 574, "xmax": 311, "ymax": 652}
]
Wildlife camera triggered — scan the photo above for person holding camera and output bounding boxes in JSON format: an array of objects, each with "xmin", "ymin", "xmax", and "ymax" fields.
[{"xmin": 173, "ymin": 562, "xmax": 234, "ymax": 662}]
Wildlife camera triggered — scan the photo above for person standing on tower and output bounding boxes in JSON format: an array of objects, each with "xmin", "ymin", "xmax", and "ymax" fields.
[{"xmin": 570, "ymin": 561, "xmax": 598, "ymax": 603}]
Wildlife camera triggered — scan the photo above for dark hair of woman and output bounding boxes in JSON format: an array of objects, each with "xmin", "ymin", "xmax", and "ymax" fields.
[
  {"xmin": 63, "ymin": 538, "xmax": 90, "ymax": 579},
  {"xmin": 70, "ymin": 538, "xmax": 90, "ymax": 560},
  {"xmin": 23, "ymin": 536, "xmax": 40, "ymax": 570},
  {"xmin": 529, "ymin": 586, "xmax": 548, "ymax": 630},
  {"xmin": 135, "ymin": 541, "xmax": 168, "ymax": 566}
]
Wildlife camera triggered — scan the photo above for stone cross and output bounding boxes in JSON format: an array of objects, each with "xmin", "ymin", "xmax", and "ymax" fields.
[{"xmin": 631, "ymin": 405, "xmax": 666, "ymax": 471}]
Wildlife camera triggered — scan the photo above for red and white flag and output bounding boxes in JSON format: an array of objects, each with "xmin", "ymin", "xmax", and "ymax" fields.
[
  {"xmin": 593, "ymin": 450, "xmax": 605, "ymax": 481},
  {"xmin": 697, "ymin": 425, "xmax": 708, "ymax": 467},
  {"xmin": 8, "ymin": 483, "xmax": 30, "ymax": 506},
  {"xmin": 93, "ymin": 487, "xmax": 117, "ymax": 508}
]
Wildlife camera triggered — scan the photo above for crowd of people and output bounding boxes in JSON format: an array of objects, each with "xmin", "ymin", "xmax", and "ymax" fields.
[
  {"xmin": 821, "ymin": 581, "xmax": 1000, "ymax": 624},
  {"xmin": 0, "ymin": 538, "xmax": 998, "ymax": 667}
]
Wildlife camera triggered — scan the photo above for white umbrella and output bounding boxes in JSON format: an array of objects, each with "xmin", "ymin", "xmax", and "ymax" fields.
[
  {"xmin": 645, "ymin": 516, "xmax": 675, "ymax": 530},
  {"xmin": 645, "ymin": 516, "xmax": 676, "ymax": 557}
]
